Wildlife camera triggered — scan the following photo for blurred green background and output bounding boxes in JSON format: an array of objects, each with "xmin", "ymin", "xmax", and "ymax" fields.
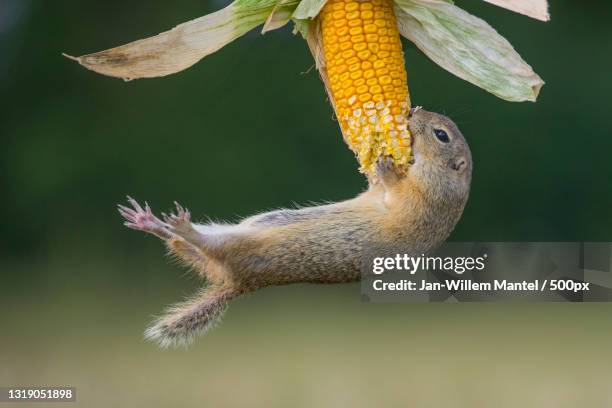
[{"xmin": 1, "ymin": 0, "xmax": 611, "ymax": 406}]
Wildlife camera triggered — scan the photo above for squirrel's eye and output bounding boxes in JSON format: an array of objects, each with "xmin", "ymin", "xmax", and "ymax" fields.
[{"xmin": 434, "ymin": 128, "xmax": 450, "ymax": 143}]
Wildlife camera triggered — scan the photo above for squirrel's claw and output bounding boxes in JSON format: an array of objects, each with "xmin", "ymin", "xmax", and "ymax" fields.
[
  {"xmin": 163, "ymin": 202, "xmax": 194, "ymax": 241},
  {"xmin": 376, "ymin": 156, "xmax": 401, "ymax": 188},
  {"xmin": 118, "ymin": 197, "xmax": 172, "ymax": 239},
  {"xmin": 117, "ymin": 204, "xmax": 137, "ymax": 219},
  {"xmin": 163, "ymin": 202, "xmax": 190, "ymax": 223}
]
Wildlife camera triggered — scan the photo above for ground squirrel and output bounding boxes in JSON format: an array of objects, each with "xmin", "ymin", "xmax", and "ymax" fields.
[{"xmin": 118, "ymin": 108, "xmax": 472, "ymax": 346}]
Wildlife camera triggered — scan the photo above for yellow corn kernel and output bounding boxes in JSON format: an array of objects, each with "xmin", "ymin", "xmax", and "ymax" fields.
[{"xmin": 320, "ymin": 0, "xmax": 412, "ymax": 175}]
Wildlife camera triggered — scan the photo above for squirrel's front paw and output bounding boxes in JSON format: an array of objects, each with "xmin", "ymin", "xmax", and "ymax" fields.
[{"xmin": 376, "ymin": 156, "xmax": 401, "ymax": 187}]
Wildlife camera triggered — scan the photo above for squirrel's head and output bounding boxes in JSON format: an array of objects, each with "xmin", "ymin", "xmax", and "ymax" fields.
[{"xmin": 407, "ymin": 107, "xmax": 472, "ymax": 201}]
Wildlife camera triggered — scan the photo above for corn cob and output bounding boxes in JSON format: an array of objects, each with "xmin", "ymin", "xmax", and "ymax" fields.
[{"xmin": 320, "ymin": 0, "xmax": 411, "ymax": 175}]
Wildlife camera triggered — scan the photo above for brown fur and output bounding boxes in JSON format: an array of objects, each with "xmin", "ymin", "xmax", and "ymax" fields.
[{"xmin": 122, "ymin": 109, "xmax": 472, "ymax": 346}]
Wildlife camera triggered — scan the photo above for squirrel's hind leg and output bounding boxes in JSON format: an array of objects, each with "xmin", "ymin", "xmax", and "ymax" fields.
[
  {"xmin": 161, "ymin": 202, "xmax": 207, "ymax": 247},
  {"xmin": 119, "ymin": 197, "xmax": 239, "ymax": 263},
  {"xmin": 119, "ymin": 197, "xmax": 208, "ymax": 267},
  {"xmin": 160, "ymin": 202, "xmax": 233, "ymax": 259},
  {"xmin": 166, "ymin": 238, "xmax": 207, "ymax": 269}
]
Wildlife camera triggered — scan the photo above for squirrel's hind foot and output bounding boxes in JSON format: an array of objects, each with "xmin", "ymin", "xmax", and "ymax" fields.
[
  {"xmin": 161, "ymin": 201, "xmax": 200, "ymax": 242},
  {"xmin": 119, "ymin": 197, "xmax": 223, "ymax": 265},
  {"xmin": 119, "ymin": 196, "xmax": 173, "ymax": 239}
]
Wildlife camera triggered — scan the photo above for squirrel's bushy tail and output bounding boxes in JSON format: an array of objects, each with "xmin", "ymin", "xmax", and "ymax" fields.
[{"xmin": 144, "ymin": 286, "xmax": 238, "ymax": 347}]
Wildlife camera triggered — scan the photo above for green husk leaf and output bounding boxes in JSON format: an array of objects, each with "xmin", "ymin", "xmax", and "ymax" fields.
[
  {"xmin": 262, "ymin": 0, "xmax": 301, "ymax": 33},
  {"xmin": 395, "ymin": 0, "xmax": 544, "ymax": 102},
  {"xmin": 292, "ymin": 19, "xmax": 311, "ymax": 38},
  {"xmin": 67, "ymin": 0, "xmax": 285, "ymax": 80},
  {"xmin": 291, "ymin": 0, "xmax": 328, "ymax": 38},
  {"xmin": 292, "ymin": 0, "xmax": 328, "ymax": 20}
]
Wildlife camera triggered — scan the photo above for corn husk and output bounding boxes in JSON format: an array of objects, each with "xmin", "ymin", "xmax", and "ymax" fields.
[
  {"xmin": 395, "ymin": 0, "xmax": 544, "ymax": 102},
  {"xmin": 66, "ymin": 0, "xmax": 546, "ymax": 102},
  {"xmin": 66, "ymin": 0, "xmax": 297, "ymax": 80}
]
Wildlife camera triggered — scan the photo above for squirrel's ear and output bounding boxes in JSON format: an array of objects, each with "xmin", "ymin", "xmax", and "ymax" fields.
[{"xmin": 451, "ymin": 157, "xmax": 468, "ymax": 174}]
